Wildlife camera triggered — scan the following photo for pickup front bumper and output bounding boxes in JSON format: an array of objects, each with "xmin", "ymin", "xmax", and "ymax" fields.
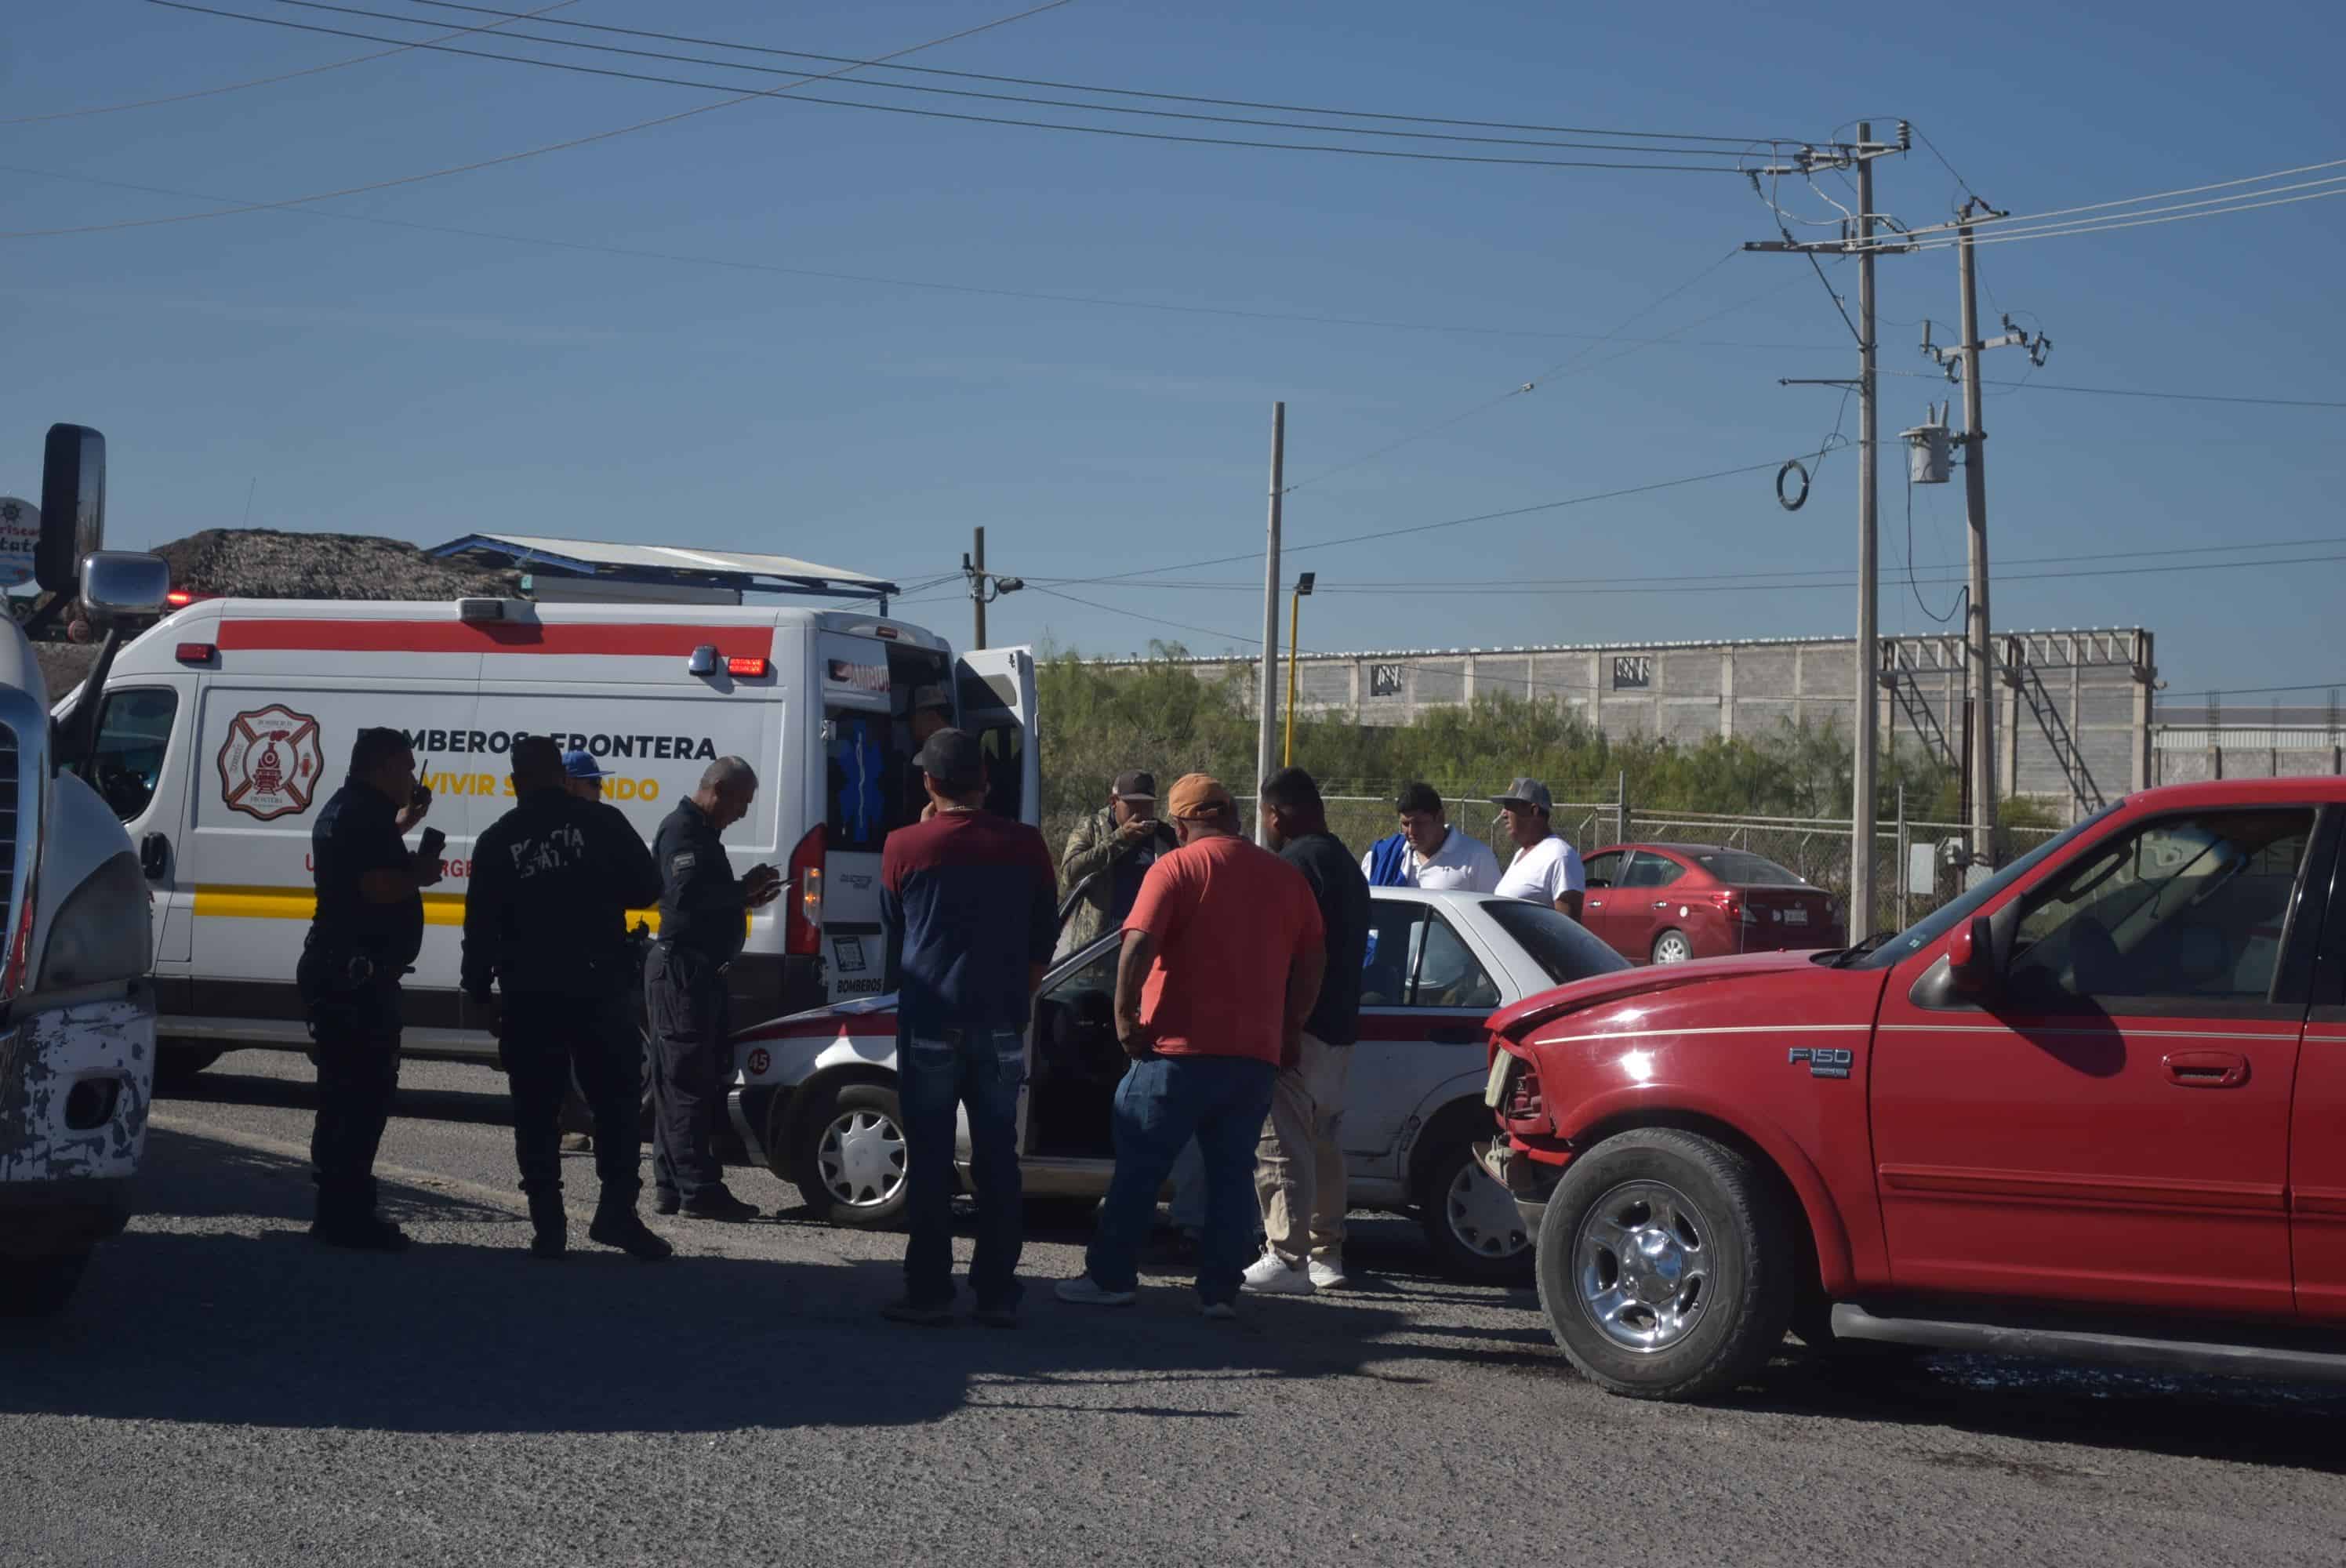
[{"xmin": 1475, "ymin": 1138, "xmax": 1565, "ymax": 1236}]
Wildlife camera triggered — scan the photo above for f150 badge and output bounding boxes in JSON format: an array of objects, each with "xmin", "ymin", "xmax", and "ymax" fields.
[{"xmin": 1788, "ymin": 1047, "xmax": 1854, "ymax": 1080}]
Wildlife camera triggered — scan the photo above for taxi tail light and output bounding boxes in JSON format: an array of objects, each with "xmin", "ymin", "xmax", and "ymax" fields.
[{"xmin": 786, "ymin": 824, "xmax": 825, "ymax": 956}]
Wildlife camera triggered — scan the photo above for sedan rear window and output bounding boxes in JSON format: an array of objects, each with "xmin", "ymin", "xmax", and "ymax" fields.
[
  {"xmin": 1690, "ymin": 851, "xmax": 1807, "ymax": 886},
  {"xmin": 1479, "ymin": 900, "xmax": 1631, "ymax": 986}
]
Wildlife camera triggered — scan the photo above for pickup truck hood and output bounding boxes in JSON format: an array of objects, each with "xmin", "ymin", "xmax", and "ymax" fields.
[{"xmin": 1487, "ymin": 948, "xmax": 1832, "ymax": 1040}]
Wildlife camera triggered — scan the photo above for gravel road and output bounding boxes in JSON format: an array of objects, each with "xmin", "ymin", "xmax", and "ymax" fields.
[{"xmin": 5, "ymin": 1050, "xmax": 2342, "ymax": 1567}]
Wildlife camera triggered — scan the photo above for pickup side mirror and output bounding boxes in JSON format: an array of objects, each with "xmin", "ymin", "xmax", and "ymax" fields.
[{"xmin": 1946, "ymin": 915, "xmax": 1998, "ymax": 996}]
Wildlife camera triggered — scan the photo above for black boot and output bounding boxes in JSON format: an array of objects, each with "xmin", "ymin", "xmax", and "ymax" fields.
[
  {"xmin": 527, "ymin": 1191, "xmax": 568, "ymax": 1260},
  {"xmin": 589, "ymin": 1196, "xmax": 674, "ymax": 1262},
  {"xmin": 311, "ymin": 1187, "xmax": 412, "ymax": 1253}
]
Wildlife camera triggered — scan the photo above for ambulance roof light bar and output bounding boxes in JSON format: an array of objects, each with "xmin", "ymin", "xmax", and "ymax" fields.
[{"xmin": 430, "ymin": 534, "xmax": 900, "ymax": 612}]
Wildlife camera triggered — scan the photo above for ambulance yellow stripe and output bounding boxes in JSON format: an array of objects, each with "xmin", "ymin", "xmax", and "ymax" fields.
[{"xmin": 191, "ymin": 885, "xmax": 669, "ymax": 932}]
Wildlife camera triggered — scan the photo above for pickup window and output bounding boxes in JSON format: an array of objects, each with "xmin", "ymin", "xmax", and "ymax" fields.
[{"xmin": 2006, "ymin": 808, "xmax": 2313, "ymax": 1007}]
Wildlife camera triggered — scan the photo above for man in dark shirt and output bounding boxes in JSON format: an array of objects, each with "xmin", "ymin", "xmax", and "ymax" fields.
[
  {"xmin": 879, "ymin": 728, "xmax": 1057, "ymax": 1327},
  {"xmin": 1246, "ymin": 766, "xmax": 1371, "ymax": 1294},
  {"xmin": 647, "ymin": 757, "xmax": 783, "ymax": 1220},
  {"xmin": 463, "ymin": 736, "xmax": 670, "ymax": 1261},
  {"xmin": 298, "ymin": 727, "xmax": 441, "ymax": 1251}
]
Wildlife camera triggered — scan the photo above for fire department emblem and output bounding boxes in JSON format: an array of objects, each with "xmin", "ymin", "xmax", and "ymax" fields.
[{"xmin": 217, "ymin": 704, "xmax": 325, "ymax": 821}]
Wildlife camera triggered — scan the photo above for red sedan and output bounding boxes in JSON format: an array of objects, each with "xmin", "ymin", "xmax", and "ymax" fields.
[{"xmin": 1578, "ymin": 842, "xmax": 1843, "ymax": 965}]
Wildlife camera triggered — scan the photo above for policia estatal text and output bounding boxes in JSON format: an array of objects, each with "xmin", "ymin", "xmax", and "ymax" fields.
[
  {"xmin": 298, "ymin": 727, "xmax": 441, "ymax": 1250},
  {"xmin": 646, "ymin": 757, "xmax": 783, "ymax": 1220},
  {"xmin": 461, "ymin": 735, "xmax": 672, "ymax": 1260}
]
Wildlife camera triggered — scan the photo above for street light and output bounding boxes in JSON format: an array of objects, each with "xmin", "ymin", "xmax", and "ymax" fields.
[{"xmin": 1283, "ymin": 572, "xmax": 1316, "ymax": 767}]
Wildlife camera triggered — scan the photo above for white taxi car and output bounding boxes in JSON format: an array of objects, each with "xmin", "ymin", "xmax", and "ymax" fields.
[{"xmin": 727, "ymin": 887, "xmax": 1629, "ymax": 1280}]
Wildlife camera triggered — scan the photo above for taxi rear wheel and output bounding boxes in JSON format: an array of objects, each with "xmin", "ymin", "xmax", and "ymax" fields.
[{"xmin": 1415, "ymin": 1123, "xmax": 1532, "ymax": 1283}]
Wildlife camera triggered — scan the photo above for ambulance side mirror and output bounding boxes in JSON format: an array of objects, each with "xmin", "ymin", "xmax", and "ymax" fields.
[{"xmin": 79, "ymin": 551, "xmax": 170, "ymax": 624}]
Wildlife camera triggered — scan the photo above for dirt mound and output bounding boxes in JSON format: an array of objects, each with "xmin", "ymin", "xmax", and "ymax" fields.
[{"xmin": 154, "ymin": 529, "xmax": 518, "ymax": 601}]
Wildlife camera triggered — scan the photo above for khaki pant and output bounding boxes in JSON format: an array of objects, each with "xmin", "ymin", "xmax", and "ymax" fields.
[{"xmin": 1255, "ymin": 1033, "xmax": 1350, "ymax": 1266}]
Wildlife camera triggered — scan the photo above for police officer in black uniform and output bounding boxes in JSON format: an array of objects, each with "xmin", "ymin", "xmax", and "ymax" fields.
[
  {"xmin": 299, "ymin": 727, "xmax": 440, "ymax": 1251},
  {"xmin": 462, "ymin": 736, "xmax": 671, "ymax": 1261},
  {"xmin": 647, "ymin": 756, "xmax": 783, "ymax": 1220}
]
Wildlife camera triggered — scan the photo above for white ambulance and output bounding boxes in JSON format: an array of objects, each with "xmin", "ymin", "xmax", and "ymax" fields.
[{"xmin": 71, "ymin": 594, "xmax": 1037, "ymax": 1078}]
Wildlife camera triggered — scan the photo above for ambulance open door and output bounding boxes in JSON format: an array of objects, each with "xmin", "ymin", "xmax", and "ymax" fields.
[{"xmin": 953, "ymin": 646, "xmax": 1040, "ymax": 829}]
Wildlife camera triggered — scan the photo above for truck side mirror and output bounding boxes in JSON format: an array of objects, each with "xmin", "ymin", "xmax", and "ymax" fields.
[
  {"xmin": 78, "ymin": 551, "xmax": 170, "ymax": 622},
  {"xmin": 37, "ymin": 425, "xmax": 106, "ymax": 597},
  {"xmin": 1947, "ymin": 915, "xmax": 1997, "ymax": 996}
]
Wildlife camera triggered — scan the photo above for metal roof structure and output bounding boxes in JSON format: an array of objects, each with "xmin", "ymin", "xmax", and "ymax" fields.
[{"xmin": 430, "ymin": 533, "xmax": 898, "ymax": 604}]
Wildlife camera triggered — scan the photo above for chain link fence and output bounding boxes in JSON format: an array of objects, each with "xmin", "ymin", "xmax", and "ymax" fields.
[{"xmin": 1322, "ymin": 791, "xmax": 2060, "ymax": 938}]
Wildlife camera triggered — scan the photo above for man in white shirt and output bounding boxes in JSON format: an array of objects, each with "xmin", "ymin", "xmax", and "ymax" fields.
[
  {"xmin": 1360, "ymin": 782, "xmax": 1500, "ymax": 893},
  {"xmin": 1490, "ymin": 778, "xmax": 1586, "ymax": 920}
]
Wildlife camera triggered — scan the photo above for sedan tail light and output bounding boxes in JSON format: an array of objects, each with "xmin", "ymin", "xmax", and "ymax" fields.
[{"xmin": 1716, "ymin": 889, "xmax": 1757, "ymax": 926}]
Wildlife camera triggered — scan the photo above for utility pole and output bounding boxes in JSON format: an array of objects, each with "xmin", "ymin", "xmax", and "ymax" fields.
[
  {"xmin": 1745, "ymin": 121, "xmax": 1910, "ymax": 935},
  {"xmin": 970, "ymin": 525, "xmax": 986, "ymax": 650},
  {"xmin": 1255, "ymin": 401, "xmax": 1285, "ymax": 845},
  {"xmin": 960, "ymin": 526, "xmax": 1023, "ymax": 652},
  {"xmin": 1854, "ymin": 128, "xmax": 1880, "ymax": 936},
  {"xmin": 1918, "ymin": 202, "xmax": 2049, "ymax": 870}
]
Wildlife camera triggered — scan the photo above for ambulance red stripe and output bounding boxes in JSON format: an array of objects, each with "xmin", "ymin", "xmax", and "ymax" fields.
[{"xmin": 215, "ymin": 620, "xmax": 753, "ymax": 656}]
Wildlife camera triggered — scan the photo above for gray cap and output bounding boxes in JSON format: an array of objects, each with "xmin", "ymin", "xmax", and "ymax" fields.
[{"xmin": 1490, "ymin": 777, "xmax": 1552, "ymax": 812}]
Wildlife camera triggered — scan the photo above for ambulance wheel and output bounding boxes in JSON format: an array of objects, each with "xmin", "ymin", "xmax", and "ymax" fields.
[
  {"xmin": 154, "ymin": 1043, "xmax": 225, "ymax": 1089},
  {"xmin": 794, "ymin": 1082, "xmax": 910, "ymax": 1229}
]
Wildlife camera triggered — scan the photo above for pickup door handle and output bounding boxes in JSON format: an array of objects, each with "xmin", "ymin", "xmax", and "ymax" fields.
[
  {"xmin": 140, "ymin": 833, "xmax": 170, "ymax": 881},
  {"xmin": 1428, "ymin": 1024, "xmax": 1483, "ymax": 1046},
  {"xmin": 2163, "ymin": 1051, "xmax": 2250, "ymax": 1089}
]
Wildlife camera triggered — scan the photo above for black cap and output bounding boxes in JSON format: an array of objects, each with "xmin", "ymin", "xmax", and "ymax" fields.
[
  {"xmin": 914, "ymin": 728, "xmax": 985, "ymax": 792},
  {"xmin": 1112, "ymin": 770, "xmax": 1157, "ymax": 802}
]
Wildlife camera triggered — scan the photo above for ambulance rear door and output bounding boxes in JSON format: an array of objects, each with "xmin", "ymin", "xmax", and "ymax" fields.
[
  {"xmin": 815, "ymin": 633, "xmax": 901, "ymax": 1004},
  {"xmin": 955, "ymin": 646, "xmax": 1040, "ymax": 829}
]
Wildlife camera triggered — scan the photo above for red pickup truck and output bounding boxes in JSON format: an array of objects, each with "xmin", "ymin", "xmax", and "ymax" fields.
[{"xmin": 1482, "ymin": 778, "xmax": 2346, "ymax": 1400}]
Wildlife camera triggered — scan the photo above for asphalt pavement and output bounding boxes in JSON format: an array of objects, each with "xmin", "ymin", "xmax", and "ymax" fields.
[{"xmin": 5, "ymin": 1049, "xmax": 2344, "ymax": 1567}]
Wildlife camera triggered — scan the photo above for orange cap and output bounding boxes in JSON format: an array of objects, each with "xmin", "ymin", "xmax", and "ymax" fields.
[{"xmin": 1166, "ymin": 772, "xmax": 1237, "ymax": 822}]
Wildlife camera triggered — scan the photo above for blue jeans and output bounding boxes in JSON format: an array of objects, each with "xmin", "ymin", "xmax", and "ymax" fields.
[
  {"xmin": 1086, "ymin": 1054, "xmax": 1277, "ymax": 1305},
  {"xmin": 900, "ymin": 1024, "xmax": 1026, "ymax": 1310}
]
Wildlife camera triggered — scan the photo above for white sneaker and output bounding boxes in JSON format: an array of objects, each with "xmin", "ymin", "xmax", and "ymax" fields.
[
  {"xmin": 1055, "ymin": 1276, "xmax": 1137, "ymax": 1307},
  {"xmin": 1241, "ymin": 1253, "xmax": 1315, "ymax": 1295},
  {"xmin": 1308, "ymin": 1255, "xmax": 1349, "ymax": 1291},
  {"xmin": 1200, "ymin": 1301, "xmax": 1238, "ymax": 1321}
]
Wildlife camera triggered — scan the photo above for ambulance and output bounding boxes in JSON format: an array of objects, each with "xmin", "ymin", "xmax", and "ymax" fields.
[{"xmin": 71, "ymin": 593, "xmax": 1039, "ymax": 1079}]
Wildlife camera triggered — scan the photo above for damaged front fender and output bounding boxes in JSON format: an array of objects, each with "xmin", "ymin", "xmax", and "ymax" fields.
[{"xmin": 0, "ymin": 989, "xmax": 157, "ymax": 1191}]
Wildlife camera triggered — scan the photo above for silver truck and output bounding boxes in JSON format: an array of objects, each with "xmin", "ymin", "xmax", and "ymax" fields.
[{"xmin": 1, "ymin": 424, "xmax": 170, "ymax": 1316}]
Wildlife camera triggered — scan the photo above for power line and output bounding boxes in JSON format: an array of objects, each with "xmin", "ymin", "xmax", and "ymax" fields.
[
  {"xmin": 409, "ymin": 0, "xmax": 1808, "ymax": 148},
  {"xmin": 1863, "ymin": 179, "xmax": 2346, "ymax": 256},
  {"xmin": 1025, "ymin": 528, "xmax": 2346, "ymax": 590},
  {"xmin": 1277, "ymin": 249, "xmax": 1755, "ymax": 495},
  {"xmin": 0, "ymin": 162, "xmax": 1846, "ymax": 351},
  {"xmin": 1050, "ymin": 445, "xmax": 1851, "ymax": 590},
  {"xmin": 0, "ymin": 0, "xmax": 583, "ymax": 124},
  {"xmin": 264, "ymin": 0, "xmax": 1778, "ymax": 160},
  {"xmin": 118, "ymin": 2, "xmax": 1757, "ymax": 183},
  {"xmin": 0, "ymin": 0, "xmax": 1083, "ymax": 241},
  {"xmin": 1926, "ymin": 156, "xmax": 2346, "ymax": 234},
  {"xmin": 1878, "ymin": 368, "xmax": 2346, "ymax": 411}
]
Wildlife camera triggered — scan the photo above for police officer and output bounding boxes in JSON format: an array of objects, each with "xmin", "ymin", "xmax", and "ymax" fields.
[
  {"xmin": 299, "ymin": 727, "xmax": 441, "ymax": 1251},
  {"xmin": 647, "ymin": 756, "xmax": 783, "ymax": 1220},
  {"xmin": 463, "ymin": 736, "xmax": 671, "ymax": 1261}
]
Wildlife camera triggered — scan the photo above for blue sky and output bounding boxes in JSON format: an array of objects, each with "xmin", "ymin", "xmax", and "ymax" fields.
[{"xmin": 2, "ymin": 0, "xmax": 2340, "ymax": 702}]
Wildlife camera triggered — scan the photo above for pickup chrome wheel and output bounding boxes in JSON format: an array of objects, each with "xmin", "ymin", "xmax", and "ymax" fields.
[
  {"xmin": 1535, "ymin": 1128, "xmax": 1793, "ymax": 1401},
  {"xmin": 792, "ymin": 1082, "xmax": 910, "ymax": 1229},
  {"xmin": 1574, "ymin": 1180, "xmax": 1712, "ymax": 1352}
]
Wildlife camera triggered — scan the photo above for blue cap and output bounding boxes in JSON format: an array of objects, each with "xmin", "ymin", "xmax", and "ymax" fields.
[{"xmin": 562, "ymin": 748, "xmax": 607, "ymax": 781}]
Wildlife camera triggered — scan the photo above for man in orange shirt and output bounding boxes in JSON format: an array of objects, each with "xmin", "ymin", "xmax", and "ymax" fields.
[{"xmin": 1057, "ymin": 774, "xmax": 1327, "ymax": 1318}]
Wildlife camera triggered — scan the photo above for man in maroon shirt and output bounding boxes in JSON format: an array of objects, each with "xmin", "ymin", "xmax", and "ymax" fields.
[
  {"xmin": 881, "ymin": 729, "xmax": 1059, "ymax": 1327},
  {"xmin": 1057, "ymin": 774, "xmax": 1326, "ymax": 1318}
]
